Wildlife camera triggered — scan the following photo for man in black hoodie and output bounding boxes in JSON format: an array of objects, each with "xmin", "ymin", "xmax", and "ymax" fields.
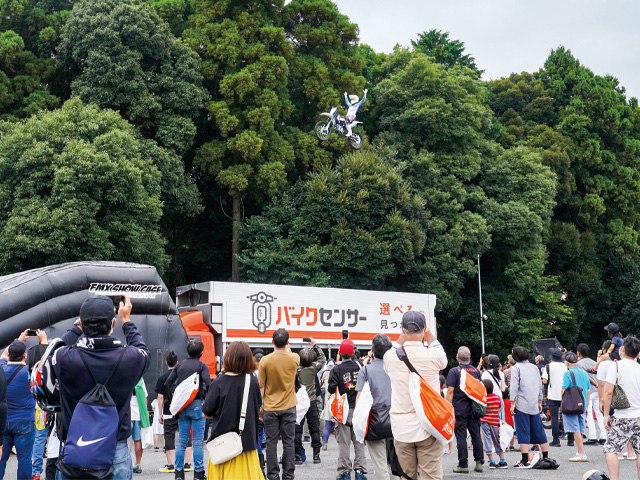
[
  {"xmin": 54, "ymin": 295, "xmax": 150, "ymax": 479},
  {"xmin": 328, "ymin": 339, "xmax": 367, "ymax": 480}
]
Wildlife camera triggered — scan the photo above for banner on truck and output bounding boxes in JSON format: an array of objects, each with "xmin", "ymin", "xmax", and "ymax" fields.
[{"xmin": 210, "ymin": 282, "xmax": 436, "ymax": 345}]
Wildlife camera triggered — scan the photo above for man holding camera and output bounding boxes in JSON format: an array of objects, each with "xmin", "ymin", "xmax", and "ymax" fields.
[
  {"xmin": 0, "ymin": 335, "xmax": 36, "ymax": 479},
  {"xmin": 53, "ymin": 295, "xmax": 150, "ymax": 479}
]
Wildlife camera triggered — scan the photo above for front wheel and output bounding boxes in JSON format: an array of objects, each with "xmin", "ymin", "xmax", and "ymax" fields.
[
  {"xmin": 315, "ymin": 121, "xmax": 332, "ymax": 141},
  {"xmin": 348, "ymin": 130, "xmax": 364, "ymax": 150}
]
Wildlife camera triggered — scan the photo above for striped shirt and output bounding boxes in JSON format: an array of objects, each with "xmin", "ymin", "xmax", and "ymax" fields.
[{"xmin": 481, "ymin": 393, "xmax": 501, "ymax": 426}]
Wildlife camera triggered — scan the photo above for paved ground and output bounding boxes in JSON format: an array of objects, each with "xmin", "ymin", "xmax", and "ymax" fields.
[{"xmin": 4, "ymin": 430, "xmax": 636, "ymax": 479}]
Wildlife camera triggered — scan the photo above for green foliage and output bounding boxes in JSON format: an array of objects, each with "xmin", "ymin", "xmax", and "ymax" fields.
[
  {"xmin": 59, "ymin": 0, "xmax": 208, "ymax": 154},
  {"xmin": 412, "ymin": 29, "xmax": 479, "ymax": 73},
  {"xmin": 0, "ymin": 99, "xmax": 170, "ymax": 273},
  {"xmin": 239, "ymin": 150, "xmax": 425, "ymax": 289}
]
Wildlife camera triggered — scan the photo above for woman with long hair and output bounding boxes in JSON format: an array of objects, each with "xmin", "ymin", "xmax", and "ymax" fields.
[{"xmin": 202, "ymin": 341, "xmax": 262, "ymax": 479}]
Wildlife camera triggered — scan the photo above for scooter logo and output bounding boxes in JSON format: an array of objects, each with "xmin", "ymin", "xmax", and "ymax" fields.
[{"xmin": 247, "ymin": 291, "xmax": 276, "ymax": 334}]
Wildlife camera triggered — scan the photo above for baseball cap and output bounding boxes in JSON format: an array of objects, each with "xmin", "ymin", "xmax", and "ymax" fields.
[
  {"xmin": 80, "ymin": 296, "xmax": 116, "ymax": 323},
  {"xmin": 604, "ymin": 322, "xmax": 620, "ymax": 334},
  {"xmin": 339, "ymin": 339, "xmax": 354, "ymax": 356},
  {"xmin": 564, "ymin": 351, "xmax": 578, "ymax": 364},
  {"xmin": 401, "ymin": 311, "xmax": 426, "ymax": 332},
  {"xmin": 8, "ymin": 340, "xmax": 26, "ymax": 359}
]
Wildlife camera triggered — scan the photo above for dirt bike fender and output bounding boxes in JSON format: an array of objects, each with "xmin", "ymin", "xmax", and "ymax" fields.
[{"xmin": 320, "ymin": 113, "xmax": 332, "ymax": 117}]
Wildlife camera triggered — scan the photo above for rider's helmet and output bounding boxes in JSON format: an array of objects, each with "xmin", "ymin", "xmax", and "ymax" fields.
[{"xmin": 349, "ymin": 95, "xmax": 359, "ymax": 104}]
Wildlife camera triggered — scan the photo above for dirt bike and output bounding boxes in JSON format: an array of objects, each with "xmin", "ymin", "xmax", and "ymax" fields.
[{"xmin": 314, "ymin": 106, "xmax": 364, "ymax": 150}]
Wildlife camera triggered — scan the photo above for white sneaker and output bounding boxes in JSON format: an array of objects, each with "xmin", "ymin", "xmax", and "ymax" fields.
[{"xmin": 569, "ymin": 453, "xmax": 588, "ymax": 462}]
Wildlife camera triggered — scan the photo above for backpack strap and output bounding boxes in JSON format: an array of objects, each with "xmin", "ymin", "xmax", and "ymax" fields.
[
  {"xmin": 396, "ymin": 347, "xmax": 421, "ymax": 378},
  {"xmin": 239, "ymin": 374, "xmax": 251, "ymax": 433},
  {"xmin": 77, "ymin": 347, "xmax": 126, "ymax": 386},
  {"xmin": 6, "ymin": 364, "xmax": 25, "ymax": 386}
]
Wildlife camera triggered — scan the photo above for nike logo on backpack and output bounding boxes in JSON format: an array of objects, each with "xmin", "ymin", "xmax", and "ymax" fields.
[{"xmin": 77, "ymin": 436, "xmax": 107, "ymax": 447}]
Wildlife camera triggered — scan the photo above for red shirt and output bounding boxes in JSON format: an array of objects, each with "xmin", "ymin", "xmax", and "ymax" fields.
[{"xmin": 481, "ymin": 393, "xmax": 501, "ymax": 427}]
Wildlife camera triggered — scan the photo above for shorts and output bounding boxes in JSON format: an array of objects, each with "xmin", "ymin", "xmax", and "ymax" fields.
[
  {"xmin": 130, "ymin": 420, "xmax": 141, "ymax": 442},
  {"xmin": 604, "ymin": 416, "xmax": 640, "ymax": 455},
  {"xmin": 562, "ymin": 413, "xmax": 585, "ymax": 435},
  {"xmin": 164, "ymin": 416, "xmax": 192, "ymax": 451},
  {"xmin": 513, "ymin": 409, "xmax": 547, "ymax": 445}
]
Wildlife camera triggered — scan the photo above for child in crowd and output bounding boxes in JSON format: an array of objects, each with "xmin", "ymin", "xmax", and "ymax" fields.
[{"xmin": 481, "ymin": 379, "xmax": 508, "ymax": 469}]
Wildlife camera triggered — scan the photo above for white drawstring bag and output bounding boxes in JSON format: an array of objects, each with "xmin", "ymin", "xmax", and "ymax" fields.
[
  {"xmin": 296, "ymin": 387, "xmax": 310, "ymax": 424},
  {"xmin": 352, "ymin": 383, "xmax": 373, "ymax": 443}
]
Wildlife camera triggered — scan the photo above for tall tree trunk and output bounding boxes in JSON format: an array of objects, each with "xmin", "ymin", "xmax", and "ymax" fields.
[{"xmin": 231, "ymin": 191, "xmax": 241, "ymax": 282}]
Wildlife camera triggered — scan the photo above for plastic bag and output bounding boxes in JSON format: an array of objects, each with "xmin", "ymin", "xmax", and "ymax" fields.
[
  {"xmin": 169, "ymin": 372, "xmax": 199, "ymax": 416},
  {"xmin": 296, "ymin": 387, "xmax": 310, "ymax": 424},
  {"xmin": 408, "ymin": 372, "xmax": 455, "ymax": 444},
  {"xmin": 140, "ymin": 426, "xmax": 154, "ymax": 449},
  {"xmin": 320, "ymin": 392, "xmax": 334, "ymax": 422},
  {"xmin": 499, "ymin": 422, "xmax": 514, "ymax": 452},
  {"xmin": 352, "ymin": 383, "xmax": 373, "ymax": 443},
  {"xmin": 459, "ymin": 369, "xmax": 487, "ymax": 407},
  {"xmin": 330, "ymin": 392, "xmax": 350, "ymax": 424}
]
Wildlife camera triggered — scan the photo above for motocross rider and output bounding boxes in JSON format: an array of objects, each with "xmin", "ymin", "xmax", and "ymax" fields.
[{"xmin": 342, "ymin": 88, "xmax": 368, "ymax": 137}]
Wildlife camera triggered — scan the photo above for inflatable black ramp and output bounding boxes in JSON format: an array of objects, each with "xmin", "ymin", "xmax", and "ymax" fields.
[{"xmin": 0, "ymin": 261, "xmax": 188, "ymax": 391}]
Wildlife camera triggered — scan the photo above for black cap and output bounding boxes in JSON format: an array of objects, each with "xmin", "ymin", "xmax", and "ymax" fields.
[
  {"xmin": 548, "ymin": 348, "xmax": 563, "ymax": 362},
  {"xmin": 402, "ymin": 311, "xmax": 426, "ymax": 332},
  {"xmin": 8, "ymin": 341, "xmax": 26, "ymax": 359},
  {"xmin": 604, "ymin": 322, "xmax": 620, "ymax": 334},
  {"xmin": 80, "ymin": 296, "xmax": 116, "ymax": 323}
]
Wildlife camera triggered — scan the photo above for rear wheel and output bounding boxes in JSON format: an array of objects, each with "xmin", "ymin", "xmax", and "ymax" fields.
[
  {"xmin": 314, "ymin": 121, "xmax": 332, "ymax": 141},
  {"xmin": 348, "ymin": 130, "xmax": 364, "ymax": 150}
]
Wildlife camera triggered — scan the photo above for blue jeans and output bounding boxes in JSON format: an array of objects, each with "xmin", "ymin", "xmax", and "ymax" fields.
[
  {"xmin": 322, "ymin": 420, "xmax": 335, "ymax": 443},
  {"xmin": 0, "ymin": 421, "xmax": 36, "ymax": 480},
  {"xmin": 175, "ymin": 400, "xmax": 205, "ymax": 473},
  {"xmin": 56, "ymin": 442, "xmax": 132, "ymax": 480},
  {"xmin": 32, "ymin": 424, "xmax": 49, "ymax": 476}
]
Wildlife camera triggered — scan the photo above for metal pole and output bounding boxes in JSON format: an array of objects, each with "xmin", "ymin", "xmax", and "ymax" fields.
[{"xmin": 478, "ymin": 254, "xmax": 486, "ymax": 354}]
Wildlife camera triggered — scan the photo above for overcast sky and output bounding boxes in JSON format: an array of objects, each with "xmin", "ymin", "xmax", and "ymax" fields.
[{"xmin": 332, "ymin": 0, "xmax": 640, "ymax": 100}]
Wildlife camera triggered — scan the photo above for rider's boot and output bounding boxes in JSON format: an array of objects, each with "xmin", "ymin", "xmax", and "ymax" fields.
[{"xmin": 346, "ymin": 122, "xmax": 353, "ymax": 137}]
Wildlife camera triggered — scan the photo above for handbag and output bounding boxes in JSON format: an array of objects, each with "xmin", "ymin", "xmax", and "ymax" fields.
[
  {"xmin": 206, "ymin": 374, "xmax": 250, "ymax": 465},
  {"xmin": 611, "ymin": 362, "xmax": 630, "ymax": 410},
  {"xmin": 561, "ymin": 370, "xmax": 584, "ymax": 415}
]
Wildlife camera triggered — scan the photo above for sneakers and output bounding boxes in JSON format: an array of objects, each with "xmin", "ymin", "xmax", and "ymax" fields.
[
  {"xmin": 354, "ymin": 472, "xmax": 367, "ymax": 480},
  {"xmin": 549, "ymin": 440, "xmax": 561, "ymax": 447},
  {"xmin": 336, "ymin": 473, "xmax": 351, "ymax": 480},
  {"xmin": 154, "ymin": 446, "xmax": 160, "ymax": 452},
  {"xmin": 174, "ymin": 470, "xmax": 185, "ymax": 480},
  {"xmin": 452, "ymin": 465, "xmax": 469, "ymax": 473},
  {"xmin": 322, "ymin": 443, "xmax": 328, "ymax": 451},
  {"xmin": 488, "ymin": 460, "xmax": 496, "ymax": 469},
  {"xmin": 194, "ymin": 471, "xmax": 205, "ymax": 480},
  {"xmin": 159, "ymin": 465, "xmax": 175, "ymax": 473},
  {"xmin": 584, "ymin": 439, "xmax": 599, "ymax": 445},
  {"xmin": 183, "ymin": 463, "xmax": 194, "ymax": 472},
  {"xmin": 474, "ymin": 461, "xmax": 483, "ymax": 472},
  {"xmin": 569, "ymin": 453, "xmax": 588, "ymax": 462},
  {"xmin": 497, "ymin": 460, "xmax": 508, "ymax": 469},
  {"xmin": 295, "ymin": 455, "xmax": 304, "ymax": 465},
  {"xmin": 133, "ymin": 465, "xmax": 142, "ymax": 474},
  {"xmin": 313, "ymin": 454, "xmax": 321, "ymax": 464},
  {"xmin": 513, "ymin": 461, "xmax": 531, "ymax": 469}
]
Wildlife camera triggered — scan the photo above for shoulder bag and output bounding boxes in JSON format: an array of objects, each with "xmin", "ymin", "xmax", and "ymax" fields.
[
  {"xmin": 206, "ymin": 374, "xmax": 250, "ymax": 465},
  {"xmin": 611, "ymin": 362, "xmax": 630, "ymax": 410},
  {"xmin": 560, "ymin": 370, "xmax": 584, "ymax": 415}
]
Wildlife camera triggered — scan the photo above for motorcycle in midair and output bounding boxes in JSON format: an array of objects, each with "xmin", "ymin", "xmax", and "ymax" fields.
[{"xmin": 314, "ymin": 107, "xmax": 364, "ymax": 150}]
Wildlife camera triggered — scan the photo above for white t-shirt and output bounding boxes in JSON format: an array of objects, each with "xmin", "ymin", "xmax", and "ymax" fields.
[
  {"xmin": 481, "ymin": 370, "xmax": 505, "ymax": 397},
  {"xmin": 542, "ymin": 361, "xmax": 567, "ymax": 401},
  {"xmin": 597, "ymin": 360, "xmax": 613, "ymax": 383},
  {"xmin": 605, "ymin": 359, "xmax": 640, "ymax": 419}
]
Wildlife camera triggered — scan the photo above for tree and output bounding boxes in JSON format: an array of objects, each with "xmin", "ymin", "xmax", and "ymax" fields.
[
  {"xmin": 184, "ymin": 0, "xmax": 296, "ymax": 281},
  {"xmin": 412, "ymin": 29, "xmax": 479, "ymax": 73},
  {"xmin": 239, "ymin": 150, "xmax": 426, "ymax": 289},
  {"xmin": 59, "ymin": 0, "xmax": 208, "ymax": 155},
  {"xmin": 0, "ymin": 99, "xmax": 170, "ymax": 274}
]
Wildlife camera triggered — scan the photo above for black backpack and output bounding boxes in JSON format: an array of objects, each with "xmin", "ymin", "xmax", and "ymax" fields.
[
  {"xmin": 561, "ymin": 370, "xmax": 584, "ymax": 415},
  {"xmin": 533, "ymin": 458, "xmax": 560, "ymax": 469}
]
